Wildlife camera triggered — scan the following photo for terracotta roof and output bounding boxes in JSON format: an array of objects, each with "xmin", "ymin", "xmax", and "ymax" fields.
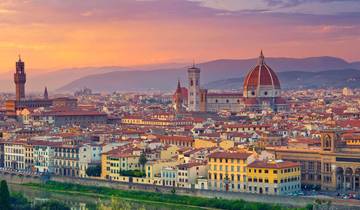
[
  {"xmin": 248, "ymin": 160, "xmax": 300, "ymax": 169},
  {"xmin": 243, "ymin": 58, "xmax": 281, "ymax": 91},
  {"xmin": 208, "ymin": 151, "xmax": 251, "ymax": 160}
]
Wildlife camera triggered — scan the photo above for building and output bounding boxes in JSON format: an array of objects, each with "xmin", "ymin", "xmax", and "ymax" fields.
[
  {"xmin": 246, "ymin": 160, "xmax": 301, "ymax": 195},
  {"xmin": 0, "ymin": 142, "xmax": 4, "ymax": 168},
  {"xmin": 24, "ymin": 143, "xmax": 34, "ymax": 171},
  {"xmin": 176, "ymin": 162, "xmax": 208, "ymax": 188},
  {"xmin": 176, "ymin": 51, "xmax": 287, "ymax": 113},
  {"xmin": 4, "ymin": 140, "xmax": 26, "ymax": 170},
  {"xmin": 53, "ymin": 140, "xmax": 81, "ymax": 177},
  {"xmin": 242, "ymin": 51, "xmax": 287, "ymax": 112},
  {"xmin": 29, "ymin": 109, "xmax": 107, "ymax": 127},
  {"xmin": 14, "ymin": 56, "xmax": 26, "ymax": 101},
  {"xmin": 207, "ymin": 151, "xmax": 254, "ymax": 192},
  {"xmin": 32, "ymin": 141, "xmax": 57, "ymax": 173},
  {"xmin": 173, "ymin": 80, "xmax": 187, "ymax": 112},
  {"xmin": 101, "ymin": 147, "xmax": 141, "ymax": 181},
  {"xmin": 267, "ymin": 130, "xmax": 360, "ymax": 191},
  {"xmin": 161, "ymin": 166, "xmax": 177, "ymax": 187},
  {"xmin": 79, "ymin": 143, "xmax": 102, "ymax": 178},
  {"xmin": 187, "ymin": 64, "xmax": 201, "ymax": 112},
  {"xmin": 5, "ymin": 57, "xmax": 79, "ymax": 117}
]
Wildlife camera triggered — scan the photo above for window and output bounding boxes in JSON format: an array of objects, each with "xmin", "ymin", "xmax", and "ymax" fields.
[
  {"xmin": 273, "ymin": 170, "xmax": 278, "ymax": 174},
  {"xmin": 265, "ymin": 170, "xmax": 269, "ymax": 174}
]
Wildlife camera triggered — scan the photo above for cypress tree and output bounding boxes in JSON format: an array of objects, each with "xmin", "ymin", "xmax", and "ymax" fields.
[{"xmin": 0, "ymin": 180, "xmax": 11, "ymax": 210}]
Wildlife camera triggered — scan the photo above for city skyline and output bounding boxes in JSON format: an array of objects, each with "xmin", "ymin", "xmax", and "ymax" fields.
[{"xmin": 0, "ymin": 0, "xmax": 359, "ymax": 72}]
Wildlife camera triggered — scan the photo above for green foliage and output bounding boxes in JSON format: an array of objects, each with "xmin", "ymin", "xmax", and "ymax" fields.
[
  {"xmin": 33, "ymin": 201, "xmax": 70, "ymax": 210},
  {"xmin": 0, "ymin": 180, "xmax": 11, "ymax": 210},
  {"xmin": 120, "ymin": 170, "xmax": 145, "ymax": 177},
  {"xmin": 86, "ymin": 165, "xmax": 102, "ymax": 177},
  {"xmin": 0, "ymin": 180, "xmax": 70, "ymax": 210},
  {"xmin": 139, "ymin": 153, "xmax": 147, "ymax": 171},
  {"xmin": 9, "ymin": 192, "xmax": 31, "ymax": 210},
  {"xmin": 97, "ymin": 197, "xmax": 146, "ymax": 210},
  {"xmin": 25, "ymin": 181, "xmax": 310, "ymax": 210}
]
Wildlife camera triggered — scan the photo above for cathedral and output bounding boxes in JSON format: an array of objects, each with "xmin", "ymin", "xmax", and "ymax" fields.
[{"xmin": 173, "ymin": 51, "xmax": 288, "ymax": 113}]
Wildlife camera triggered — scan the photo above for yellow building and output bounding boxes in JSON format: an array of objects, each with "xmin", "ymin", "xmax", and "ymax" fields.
[
  {"xmin": 194, "ymin": 139, "xmax": 217, "ymax": 149},
  {"xmin": 267, "ymin": 130, "xmax": 360, "ymax": 191},
  {"xmin": 160, "ymin": 145, "xmax": 179, "ymax": 160},
  {"xmin": 145, "ymin": 159, "xmax": 179, "ymax": 179},
  {"xmin": 208, "ymin": 151, "xmax": 253, "ymax": 192},
  {"xmin": 219, "ymin": 140, "xmax": 235, "ymax": 150},
  {"xmin": 101, "ymin": 149, "xmax": 140, "ymax": 181},
  {"xmin": 246, "ymin": 160, "xmax": 301, "ymax": 195}
]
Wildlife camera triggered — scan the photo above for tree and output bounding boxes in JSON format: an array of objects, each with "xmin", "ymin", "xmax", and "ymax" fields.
[
  {"xmin": 138, "ymin": 153, "xmax": 147, "ymax": 172},
  {"xmin": 97, "ymin": 198, "xmax": 145, "ymax": 210},
  {"xmin": 86, "ymin": 165, "xmax": 102, "ymax": 177},
  {"xmin": 0, "ymin": 180, "xmax": 11, "ymax": 210},
  {"xmin": 33, "ymin": 201, "xmax": 70, "ymax": 210}
]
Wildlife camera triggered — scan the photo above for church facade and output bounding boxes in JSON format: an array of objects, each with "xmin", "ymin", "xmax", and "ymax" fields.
[{"xmin": 173, "ymin": 51, "xmax": 287, "ymax": 113}]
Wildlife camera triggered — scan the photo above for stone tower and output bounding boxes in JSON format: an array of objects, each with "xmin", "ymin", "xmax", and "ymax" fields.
[
  {"xmin": 174, "ymin": 80, "xmax": 183, "ymax": 112},
  {"xmin": 187, "ymin": 63, "xmax": 201, "ymax": 112},
  {"xmin": 14, "ymin": 56, "xmax": 26, "ymax": 101}
]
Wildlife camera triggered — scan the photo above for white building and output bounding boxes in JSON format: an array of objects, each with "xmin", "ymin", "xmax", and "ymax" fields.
[{"xmin": 4, "ymin": 141, "xmax": 26, "ymax": 170}]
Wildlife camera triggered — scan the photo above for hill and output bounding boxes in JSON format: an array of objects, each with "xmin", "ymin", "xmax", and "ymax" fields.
[
  {"xmin": 58, "ymin": 56, "xmax": 360, "ymax": 92},
  {"xmin": 205, "ymin": 69, "xmax": 360, "ymax": 90}
]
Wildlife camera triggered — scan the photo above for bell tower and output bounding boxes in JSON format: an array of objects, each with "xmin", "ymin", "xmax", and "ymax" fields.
[
  {"xmin": 14, "ymin": 55, "xmax": 26, "ymax": 101},
  {"xmin": 320, "ymin": 130, "xmax": 342, "ymax": 152},
  {"xmin": 187, "ymin": 63, "xmax": 201, "ymax": 112}
]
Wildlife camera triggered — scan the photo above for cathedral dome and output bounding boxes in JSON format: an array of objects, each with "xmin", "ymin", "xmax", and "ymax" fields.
[{"xmin": 243, "ymin": 51, "xmax": 281, "ymax": 98}]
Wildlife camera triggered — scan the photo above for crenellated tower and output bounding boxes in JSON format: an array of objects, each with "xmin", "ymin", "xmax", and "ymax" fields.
[{"xmin": 14, "ymin": 56, "xmax": 26, "ymax": 101}]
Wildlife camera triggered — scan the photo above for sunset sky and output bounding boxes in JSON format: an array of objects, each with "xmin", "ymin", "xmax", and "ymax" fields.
[{"xmin": 0, "ymin": 0, "xmax": 359, "ymax": 72}]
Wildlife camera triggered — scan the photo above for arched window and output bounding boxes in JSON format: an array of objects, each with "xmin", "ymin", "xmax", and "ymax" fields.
[{"xmin": 190, "ymin": 80, "xmax": 194, "ymax": 86}]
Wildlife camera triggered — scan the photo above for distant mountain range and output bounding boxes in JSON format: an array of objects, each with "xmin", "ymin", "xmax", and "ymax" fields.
[
  {"xmin": 205, "ymin": 69, "xmax": 360, "ymax": 90},
  {"xmin": 58, "ymin": 56, "xmax": 360, "ymax": 92},
  {"xmin": 1, "ymin": 56, "xmax": 359, "ymax": 93}
]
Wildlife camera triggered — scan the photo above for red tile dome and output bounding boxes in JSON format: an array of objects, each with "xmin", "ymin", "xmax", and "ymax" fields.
[{"xmin": 243, "ymin": 51, "xmax": 281, "ymax": 95}]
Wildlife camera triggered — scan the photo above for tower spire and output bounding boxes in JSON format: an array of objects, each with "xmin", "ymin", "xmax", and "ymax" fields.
[
  {"xmin": 177, "ymin": 79, "xmax": 181, "ymax": 89},
  {"xmin": 258, "ymin": 50, "xmax": 265, "ymax": 65},
  {"xmin": 44, "ymin": 86, "xmax": 49, "ymax": 100}
]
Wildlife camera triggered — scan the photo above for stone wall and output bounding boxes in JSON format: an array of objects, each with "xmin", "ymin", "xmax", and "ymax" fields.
[
  {"xmin": 2, "ymin": 173, "xmax": 359, "ymax": 210},
  {"xmin": 0, "ymin": 172, "xmax": 42, "ymax": 184},
  {"xmin": 51, "ymin": 175, "xmax": 313, "ymax": 207}
]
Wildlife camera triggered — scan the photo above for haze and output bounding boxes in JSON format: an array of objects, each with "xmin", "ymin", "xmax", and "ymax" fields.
[{"xmin": 0, "ymin": 0, "xmax": 359, "ymax": 72}]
